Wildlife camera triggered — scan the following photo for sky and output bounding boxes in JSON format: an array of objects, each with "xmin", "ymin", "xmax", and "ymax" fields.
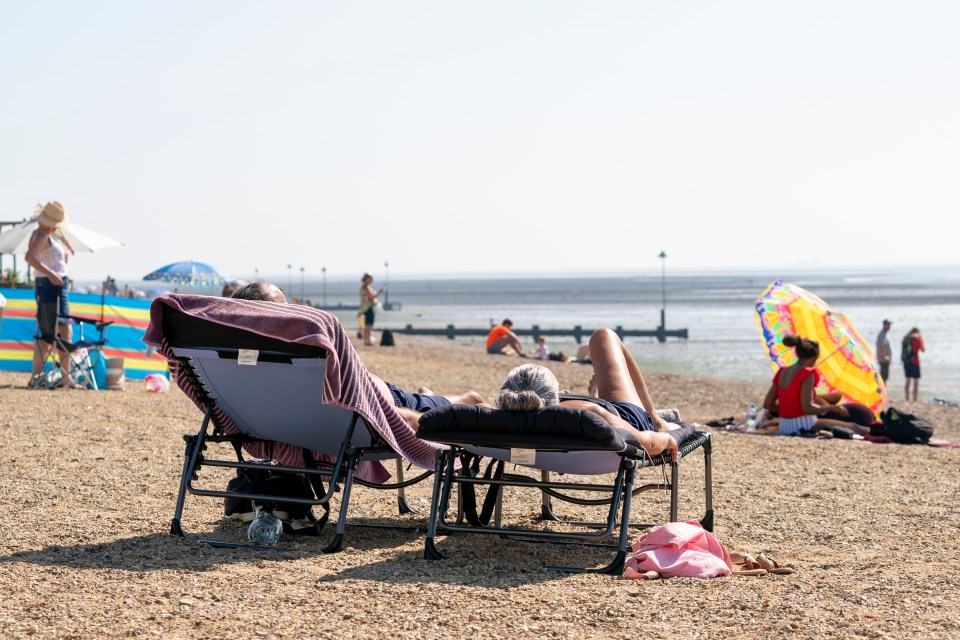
[{"xmin": 2, "ymin": 1, "xmax": 959, "ymax": 284}]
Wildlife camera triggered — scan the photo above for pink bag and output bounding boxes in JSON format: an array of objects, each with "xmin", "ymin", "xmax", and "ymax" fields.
[{"xmin": 623, "ymin": 521, "xmax": 733, "ymax": 580}]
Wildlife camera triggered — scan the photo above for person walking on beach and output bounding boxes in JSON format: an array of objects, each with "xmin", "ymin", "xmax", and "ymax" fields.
[
  {"xmin": 902, "ymin": 327, "xmax": 925, "ymax": 402},
  {"xmin": 358, "ymin": 272, "xmax": 385, "ymax": 346},
  {"xmin": 24, "ymin": 201, "xmax": 78, "ymax": 388},
  {"xmin": 876, "ymin": 319, "xmax": 893, "ymax": 383},
  {"xmin": 486, "ymin": 318, "xmax": 526, "ymax": 356}
]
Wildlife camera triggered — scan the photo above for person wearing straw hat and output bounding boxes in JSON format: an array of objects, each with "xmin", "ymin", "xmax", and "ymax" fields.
[{"xmin": 24, "ymin": 201, "xmax": 78, "ymax": 388}]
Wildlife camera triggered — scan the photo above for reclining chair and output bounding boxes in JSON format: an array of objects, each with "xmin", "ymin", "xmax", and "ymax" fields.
[
  {"xmin": 144, "ymin": 294, "xmax": 443, "ymax": 552},
  {"xmin": 416, "ymin": 398, "xmax": 713, "ymax": 574},
  {"xmin": 31, "ymin": 291, "xmax": 110, "ymax": 390}
]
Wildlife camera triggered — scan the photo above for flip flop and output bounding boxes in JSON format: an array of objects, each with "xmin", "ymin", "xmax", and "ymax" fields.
[
  {"xmin": 755, "ymin": 553, "xmax": 795, "ymax": 575},
  {"xmin": 729, "ymin": 553, "xmax": 768, "ymax": 576}
]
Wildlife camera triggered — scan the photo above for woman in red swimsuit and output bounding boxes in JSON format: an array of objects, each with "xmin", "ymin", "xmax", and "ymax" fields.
[{"xmin": 761, "ymin": 335, "xmax": 869, "ymax": 437}]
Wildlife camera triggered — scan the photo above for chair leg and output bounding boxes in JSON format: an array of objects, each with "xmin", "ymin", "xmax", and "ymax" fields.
[
  {"xmin": 395, "ymin": 458, "xmax": 416, "ymax": 515},
  {"xmin": 322, "ymin": 455, "xmax": 358, "ymax": 554},
  {"xmin": 701, "ymin": 433, "xmax": 715, "ymax": 532}
]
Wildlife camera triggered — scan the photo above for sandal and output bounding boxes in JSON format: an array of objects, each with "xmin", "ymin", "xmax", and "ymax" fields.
[
  {"xmin": 755, "ymin": 553, "xmax": 795, "ymax": 575},
  {"xmin": 730, "ymin": 553, "xmax": 768, "ymax": 576}
]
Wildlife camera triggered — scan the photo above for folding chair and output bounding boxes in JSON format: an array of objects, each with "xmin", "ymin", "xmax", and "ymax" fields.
[
  {"xmin": 146, "ymin": 295, "xmax": 440, "ymax": 552},
  {"xmin": 32, "ymin": 290, "xmax": 111, "ymax": 390},
  {"xmin": 416, "ymin": 400, "xmax": 713, "ymax": 574}
]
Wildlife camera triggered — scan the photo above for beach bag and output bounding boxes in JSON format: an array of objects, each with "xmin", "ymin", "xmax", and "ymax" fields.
[
  {"xmin": 223, "ymin": 464, "xmax": 316, "ymax": 521},
  {"xmin": 872, "ymin": 407, "xmax": 934, "ymax": 444},
  {"xmin": 901, "ymin": 340, "xmax": 914, "ymax": 363}
]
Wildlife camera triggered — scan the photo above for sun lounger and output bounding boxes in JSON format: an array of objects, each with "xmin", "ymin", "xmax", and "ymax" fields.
[
  {"xmin": 416, "ymin": 398, "xmax": 713, "ymax": 574},
  {"xmin": 143, "ymin": 294, "xmax": 443, "ymax": 551}
]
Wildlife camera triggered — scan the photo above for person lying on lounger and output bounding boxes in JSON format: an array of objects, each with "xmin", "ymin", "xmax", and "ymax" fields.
[
  {"xmin": 232, "ymin": 280, "xmax": 486, "ymax": 429},
  {"xmin": 494, "ymin": 328, "xmax": 684, "ymax": 461}
]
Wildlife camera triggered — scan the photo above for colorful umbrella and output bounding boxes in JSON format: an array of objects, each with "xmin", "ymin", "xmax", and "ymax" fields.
[
  {"xmin": 755, "ymin": 280, "xmax": 889, "ymax": 417},
  {"xmin": 143, "ymin": 261, "xmax": 225, "ymax": 287}
]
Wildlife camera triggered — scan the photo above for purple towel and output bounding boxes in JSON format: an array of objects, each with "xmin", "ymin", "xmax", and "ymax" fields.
[{"xmin": 143, "ymin": 294, "xmax": 446, "ymax": 480}]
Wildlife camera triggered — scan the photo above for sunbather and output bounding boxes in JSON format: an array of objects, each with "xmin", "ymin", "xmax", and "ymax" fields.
[
  {"xmin": 495, "ymin": 328, "xmax": 683, "ymax": 460},
  {"xmin": 231, "ymin": 281, "xmax": 485, "ymax": 429},
  {"xmin": 761, "ymin": 334, "xmax": 870, "ymax": 437}
]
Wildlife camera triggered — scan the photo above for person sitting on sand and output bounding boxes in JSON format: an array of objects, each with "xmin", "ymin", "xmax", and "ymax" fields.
[
  {"xmin": 757, "ymin": 392, "xmax": 878, "ymax": 435},
  {"xmin": 494, "ymin": 328, "xmax": 688, "ymax": 461},
  {"xmin": 486, "ymin": 318, "xmax": 526, "ymax": 356},
  {"xmin": 760, "ymin": 335, "xmax": 870, "ymax": 438},
  {"xmin": 533, "ymin": 336, "xmax": 572, "ymax": 363},
  {"xmin": 232, "ymin": 280, "xmax": 485, "ymax": 429}
]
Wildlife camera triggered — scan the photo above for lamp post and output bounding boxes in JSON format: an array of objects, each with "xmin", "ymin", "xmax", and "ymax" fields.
[
  {"xmin": 658, "ymin": 251, "xmax": 667, "ymax": 334},
  {"xmin": 321, "ymin": 266, "xmax": 327, "ymax": 308},
  {"xmin": 286, "ymin": 264, "xmax": 292, "ymax": 297},
  {"xmin": 384, "ymin": 260, "xmax": 390, "ymax": 307},
  {"xmin": 254, "ymin": 268, "xmax": 259, "ymax": 281},
  {"xmin": 299, "ymin": 266, "xmax": 305, "ymax": 302}
]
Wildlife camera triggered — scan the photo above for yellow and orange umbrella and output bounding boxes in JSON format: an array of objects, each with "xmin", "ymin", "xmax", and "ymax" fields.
[{"xmin": 755, "ymin": 280, "xmax": 889, "ymax": 417}]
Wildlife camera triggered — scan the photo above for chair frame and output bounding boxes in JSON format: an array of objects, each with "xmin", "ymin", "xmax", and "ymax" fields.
[
  {"xmin": 420, "ymin": 408, "xmax": 713, "ymax": 574},
  {"xmin": 34, "ymin": 293, "xmax": 112, "ymax": 390},
  {"xmin": 161, "ymin": 307, "xmax": 431, "ymax": 552}
]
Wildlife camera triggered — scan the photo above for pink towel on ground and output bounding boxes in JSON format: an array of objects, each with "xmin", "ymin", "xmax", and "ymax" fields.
[
  {"xmin": 142, "ymin": 294, "xmax": 448, "ymax": 483},
  {"xmin": 623, "ymin": 521, "xmax": 733, "ymax": 579}
]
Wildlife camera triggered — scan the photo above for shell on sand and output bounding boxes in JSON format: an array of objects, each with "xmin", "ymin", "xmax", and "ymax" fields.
[{"xmin": 1, "ymin": 334, "xmax": 958, "ymax": 639}]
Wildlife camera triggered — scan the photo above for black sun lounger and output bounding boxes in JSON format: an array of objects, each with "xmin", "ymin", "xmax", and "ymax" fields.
[
  {"xmin": 416, "ymin": 399, "xmax": 713, "ymax": 574},
  {"xmin": 159, "ymin": 305, "xmax": 431, "ymax": 552}
]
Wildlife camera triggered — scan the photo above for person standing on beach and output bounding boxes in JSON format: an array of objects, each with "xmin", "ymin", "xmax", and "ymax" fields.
[
  {"xmin": 358, "ymin": 272, "xmax": 385, "ymax": 346},
  {"xmin": 902, "ymin": 327, "xmax": 925, "ymax": 402},
  {"xmin": 876, "ymin": 319, "xmax": 893, "ymax": 383},
  {"xmin": 486, "ymin": 318, "xmax": 526, "ymax": 356},
  {"xmin": 25, "ymin": 202, "xmax": 79, "ymax": 388}
]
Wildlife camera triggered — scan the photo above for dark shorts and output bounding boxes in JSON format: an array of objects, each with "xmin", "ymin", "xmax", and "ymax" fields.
[
  {"xmin": 608, "ymin": 400, "xmax": 655, "ymax": 432},
  {"xmin": 363, "ymin": 308, "xmax": 375, "ymax": 326},
  {"xmin": 879, "ymin": 361, "xmax": 890, "ymax": 381},
  {"xmin": 387, "ymin": 383, "xmax": 452, "ymax": 412},
  {"xmin": 35, "ymin": 276, "xmax": 69, "ymax": 340},
  {"xmin": 904, "ymin": 362, "xmax": 921, "ymax": 379}
]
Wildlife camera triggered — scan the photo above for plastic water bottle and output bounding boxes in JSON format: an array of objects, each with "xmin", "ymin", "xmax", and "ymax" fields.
[
  {"xmin": 247, "ymin": 511, "xmax": 283, "ymax": 544},
  {"xmin": 745, "ymin": 403, "xmax": 758, "ymax": 432}
]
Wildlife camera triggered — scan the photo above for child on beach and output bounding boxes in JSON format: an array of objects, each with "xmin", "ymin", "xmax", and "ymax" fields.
[{"xmin": 533, "ymin": 336, "xmax": 572, "ymax": 363}]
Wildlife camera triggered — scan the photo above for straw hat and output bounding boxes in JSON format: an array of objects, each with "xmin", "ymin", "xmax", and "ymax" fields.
[{"xmin": 35, "ymin": 201, "xmax": 68, "ymax": 228}]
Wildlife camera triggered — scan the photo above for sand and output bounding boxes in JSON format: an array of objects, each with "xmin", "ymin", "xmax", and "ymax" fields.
[{"xmin": 1, "ymin": 334, "xmax": 959, "ymax": 639}]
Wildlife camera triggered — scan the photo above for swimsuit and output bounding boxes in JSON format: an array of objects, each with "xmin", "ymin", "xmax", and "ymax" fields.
[{"xmin": 607, "ymin": 400, "xmax": 655, "ymax": 431}]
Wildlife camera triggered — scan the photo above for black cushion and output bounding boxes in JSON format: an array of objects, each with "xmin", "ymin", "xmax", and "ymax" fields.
[{"xmin": 416, "ymin": 404, "xmax": 630, "ymax": 452}]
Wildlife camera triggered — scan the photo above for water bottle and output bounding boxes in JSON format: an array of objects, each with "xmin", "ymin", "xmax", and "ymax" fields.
[
  {"xmin": 247, "ymin": 510, "xmax": 283, "ymax": 544},
  {"xmin": 745, "ymin": 403, "xmax": 758, "ymax": 432}
]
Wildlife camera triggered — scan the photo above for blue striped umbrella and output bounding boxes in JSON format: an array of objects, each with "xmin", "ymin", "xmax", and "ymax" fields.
[{"xmin": 143, "ymin": 261, "xmax": 225, "ymax": 287}]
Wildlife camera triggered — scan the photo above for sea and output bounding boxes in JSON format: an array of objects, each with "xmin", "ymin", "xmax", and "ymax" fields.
[{"xmin": 101, "ymin": 266, "xmax": 960, "ymax": 404}]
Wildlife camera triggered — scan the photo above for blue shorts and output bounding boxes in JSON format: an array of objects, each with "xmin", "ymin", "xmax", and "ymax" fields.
[
  {"xmin": 387, "ymin": 383, "xmax": 452, "ymax": 412},
  {"xmin": 35, "ymin": 276, "xmax": 70, "ymax": 340},
  {"xmin": 608, "ymin": 400, "xmax": 655, "ymax": 431},
  {"xmin": 363, "ymin": 308, "xmax": 375, "ymax": 326}
]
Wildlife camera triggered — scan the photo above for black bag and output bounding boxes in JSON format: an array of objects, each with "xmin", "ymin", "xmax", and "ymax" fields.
[
  {"xmin": 871, "ymin": 407, "xmax": 934, "ymax": 444},
  {"xmin": 223, "ymin": 463, "xmax": 316, "ymax": 521}
]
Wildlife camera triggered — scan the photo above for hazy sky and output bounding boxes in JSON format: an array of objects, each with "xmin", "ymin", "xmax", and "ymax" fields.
[{"xmin": 2, "ymin": 1, "xmax": 958, "ymax": 282}]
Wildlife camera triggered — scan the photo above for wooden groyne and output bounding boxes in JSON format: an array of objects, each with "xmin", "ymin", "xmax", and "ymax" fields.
[{"xmin": 384, "ymin": 324, "xmax": 688, "ymax": 344}]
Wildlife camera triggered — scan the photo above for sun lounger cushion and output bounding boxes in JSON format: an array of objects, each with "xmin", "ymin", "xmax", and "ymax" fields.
[{"xmin": 418, "ymin": 404, "xmax": 634, "ymax": 452}]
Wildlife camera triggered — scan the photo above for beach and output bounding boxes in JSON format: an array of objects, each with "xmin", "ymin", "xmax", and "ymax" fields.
[{"xmin": 1, "ymin": 334, "xmax": 959, "ymax": 639}]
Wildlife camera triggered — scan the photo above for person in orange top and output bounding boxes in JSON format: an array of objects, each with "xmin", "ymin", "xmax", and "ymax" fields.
[{"xmin": 485, "ymin": 318, "xmax": 526, "ymax": 356}]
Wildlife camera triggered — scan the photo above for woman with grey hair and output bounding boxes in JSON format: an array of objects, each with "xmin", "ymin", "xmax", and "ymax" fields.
[{"xmin": 496, "ymin": 328, "xmax": 682, "ymax": 460}]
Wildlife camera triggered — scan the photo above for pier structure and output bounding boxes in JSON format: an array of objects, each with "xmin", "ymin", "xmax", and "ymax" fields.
[{"xmin": 385, "ymin": 324, "xmax": 687, "ymax": 344}]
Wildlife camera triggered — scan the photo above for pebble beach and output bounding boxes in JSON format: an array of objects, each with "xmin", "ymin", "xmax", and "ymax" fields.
[{"xmin": 1, "ymin": 334, "xmax": 959, "ymax": 639}]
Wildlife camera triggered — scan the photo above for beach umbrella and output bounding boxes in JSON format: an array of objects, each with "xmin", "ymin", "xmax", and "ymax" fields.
[
  {"xmin": 0, "ymin": 218, "xmax": 124, "ymax": 254},
  {"xmin": 143, "ymin": 260, "xmax": 225, "ymax": 287},
  {"xmin": 755, "ymin": 279, "xmax": 889, "ymax": 417}
]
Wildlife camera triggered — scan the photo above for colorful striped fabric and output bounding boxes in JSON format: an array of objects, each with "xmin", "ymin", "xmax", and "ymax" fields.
[{"xmin": 0, "ymin": 287, "xmax": 169, "ymax": 380}]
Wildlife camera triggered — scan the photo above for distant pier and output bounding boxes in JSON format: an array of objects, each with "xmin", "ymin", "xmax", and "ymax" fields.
[{"xmin": 384, "ymin": 324, "xmax": 687, "ymax": 343}]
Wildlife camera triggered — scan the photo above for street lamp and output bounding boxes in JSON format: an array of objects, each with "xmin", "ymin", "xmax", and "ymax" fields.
[
  {"xmin": 658, "ymin": 251, "xmax": 667, "ymax": 332},
  {"xmin": 384, "ymin": 260, "xmax": 390, "ymax": 307},
  {"xmin": 321, "ymin": 266, "xmax": 327, "ymax": 308},
  {"xmin": 299, "ymin": 266, "xmax": 305, "ymax": 302},
  {"xmin": 286, "ymin": 264, "xmax": 292, "ymax": 296},
  {"xmin": 254, "ymin": 268, "xmax": 259, "ymax": 281}
]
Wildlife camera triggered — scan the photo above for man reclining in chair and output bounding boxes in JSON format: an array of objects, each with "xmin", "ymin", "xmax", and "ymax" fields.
[
  {"xmin": 493, "ymin": 328, "xmax": 691, "ymax": 461},
  {"xmin": 232, "ymin": 281, "xmax": 486, "ymax": 431}
]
